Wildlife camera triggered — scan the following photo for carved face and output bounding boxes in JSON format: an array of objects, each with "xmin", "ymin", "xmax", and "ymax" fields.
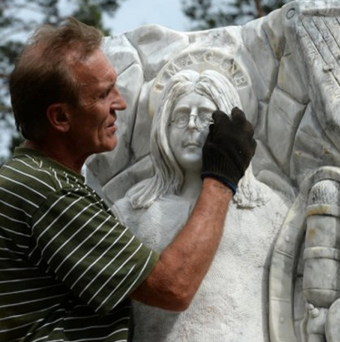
[{"xmin": 169, "ymin": 92, "xmax": 216, "ymax": 172}]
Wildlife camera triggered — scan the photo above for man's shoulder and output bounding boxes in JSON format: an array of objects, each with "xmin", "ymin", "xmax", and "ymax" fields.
[{"xmin": 1, "ymin": 148, "xmax": 83, "ymax": 194}]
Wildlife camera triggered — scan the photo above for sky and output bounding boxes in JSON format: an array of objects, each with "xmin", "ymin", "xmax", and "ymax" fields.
[{"xmin": 107, "ymin": 0, "xmax": 190, "ymax": 34}]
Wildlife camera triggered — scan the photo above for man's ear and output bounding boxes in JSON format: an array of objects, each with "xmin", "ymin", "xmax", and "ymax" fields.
[{"xmin": 46, "ymin": 103, "xmax": 70, "ymax": 133}]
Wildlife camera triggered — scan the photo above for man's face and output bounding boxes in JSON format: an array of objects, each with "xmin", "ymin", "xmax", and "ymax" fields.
[{"xmin": 66, "ymin": 49, "xmax": 127, "ymax": 156}]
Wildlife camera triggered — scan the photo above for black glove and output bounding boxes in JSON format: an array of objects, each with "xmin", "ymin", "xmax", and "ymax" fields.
[{"xmin": 201, "ymin": 107, "xmax": 256, "ymax": 194}]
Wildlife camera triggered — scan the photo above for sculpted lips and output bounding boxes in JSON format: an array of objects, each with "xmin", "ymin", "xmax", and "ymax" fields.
[
  {"xmin": 182, "ymin": 137, "xmax": 203, "ymax": 148},
  {"xmin": 183, "ymin": 141, "xmax": 201, "ymax": 148}
]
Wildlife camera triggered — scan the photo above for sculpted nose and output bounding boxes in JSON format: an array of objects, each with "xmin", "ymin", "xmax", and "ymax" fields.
[{"xmin": 187, "ymin": 108, "xmax": 198, "ymax": 130}]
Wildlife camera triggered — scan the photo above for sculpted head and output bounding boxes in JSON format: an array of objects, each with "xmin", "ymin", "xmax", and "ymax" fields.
[
  {"xmin": 128, "ymin": 68, "xmax": 242, "ymax": 208},
  {"xmin": 168, "ymin": 91, "xmax": 215, "ymax": 172}
]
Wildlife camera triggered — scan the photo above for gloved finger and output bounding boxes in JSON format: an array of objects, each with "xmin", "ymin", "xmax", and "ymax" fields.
[
  {"xmin": 242, "ymin": 120, "xmax": 255, "ymax": 138},
  {"xmin": 241, "ymin": 138, "xmax": 257, "ymax": 160},
  {"xmin": 212, "ymin": 110, "xmax": 229, "ymax": 126},
  {"xmin": 230, "ymin": 107, "xmax": 247, "ymax": 126},
  {"xmin": 231, "ymin": 107, "xmax": 255, "ymax": 138}
]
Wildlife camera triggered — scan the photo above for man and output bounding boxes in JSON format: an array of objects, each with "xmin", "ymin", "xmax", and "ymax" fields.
[{"xmin": 0, "ymin": 18, "xmax": 256, "ymax": 342}]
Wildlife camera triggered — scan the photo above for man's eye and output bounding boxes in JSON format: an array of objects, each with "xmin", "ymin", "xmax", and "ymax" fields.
[{"xmin": 100, "ymin": 88, "xmax": 111, "ymax": 99}]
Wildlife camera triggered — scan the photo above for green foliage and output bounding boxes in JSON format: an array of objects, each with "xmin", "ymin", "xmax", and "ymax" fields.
[
  {"xmin": 181, "ymin": 0, "xmax": 291, "ymax": 30},
  {"xmin": 0, "ymin": 0, "xmax": 125, "ymax": 162}
]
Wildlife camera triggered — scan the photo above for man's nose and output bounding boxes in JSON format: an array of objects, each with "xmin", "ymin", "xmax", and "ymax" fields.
[
  {"xmin": 113, "ymin": 87, "xmax": 127, "ymax": 111},
  {"xmin": 117, "ymin": 94, "xmax": 127, "ymax": 110}
]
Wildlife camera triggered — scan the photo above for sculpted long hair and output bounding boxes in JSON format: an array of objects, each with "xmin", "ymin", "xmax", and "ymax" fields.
[{"xmin": 127, "ymin": 69, "xmax": 242, "ymax": 209}]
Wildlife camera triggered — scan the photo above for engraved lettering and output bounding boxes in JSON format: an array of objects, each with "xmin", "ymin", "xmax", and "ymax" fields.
[
  {"xmin": 221, "ymin": 57, "xmax": 231, "ymax": 71},
  {"xmin": 203, "ymin": 51, "xmax": 215, "ymax": 63},
  {"xmin": 233, "ymin": 75, "xmax": 247, "ymax": 87},
  {"xmin": 164, "ymin": 63, "xmax": 181, "ymax": 78},
  {"xmin": 229, "ymin": 60, "xmax": 240, "ymax": 76}
]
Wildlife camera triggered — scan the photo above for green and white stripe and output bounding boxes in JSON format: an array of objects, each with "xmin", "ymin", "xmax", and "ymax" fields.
[{"xmin": 0, "ymin": 147, "xmax": 158, "ymax": 342}]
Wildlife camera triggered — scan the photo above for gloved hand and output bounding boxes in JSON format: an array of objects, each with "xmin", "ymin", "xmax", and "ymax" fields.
[{"xmin": 201, "ymin": 107, "xmax": 256, "ymax": 194}]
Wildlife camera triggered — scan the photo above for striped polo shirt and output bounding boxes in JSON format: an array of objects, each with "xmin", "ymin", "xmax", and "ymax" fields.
[{"xmin": 0, "ymin": 147, "xmax": 159, "ymax": 342}]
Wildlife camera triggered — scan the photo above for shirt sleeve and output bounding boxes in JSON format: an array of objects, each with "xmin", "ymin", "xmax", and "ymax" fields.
[{"xmin": 30, "ymin": 186, "xmax": 159, "ymax": 315}]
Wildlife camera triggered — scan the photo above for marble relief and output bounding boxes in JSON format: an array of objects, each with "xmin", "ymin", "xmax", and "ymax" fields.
[
  {"xmin": 86, "ymin": 1, "xmax": 340, "ymax": 341},
  {"xmin": 111, "ymin": 68, "xmax": 287, "ymax": 341}
]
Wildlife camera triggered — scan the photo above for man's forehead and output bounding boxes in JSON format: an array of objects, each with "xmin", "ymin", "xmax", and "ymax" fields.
[{"xmin": 71, "ymin": 50, "xmax": 117, "ymax": 86}]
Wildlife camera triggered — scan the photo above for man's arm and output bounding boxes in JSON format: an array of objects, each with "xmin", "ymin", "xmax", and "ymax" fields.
[{"xmin": 131, "ymin": 178, "xmax": 232, "ymax": 311}]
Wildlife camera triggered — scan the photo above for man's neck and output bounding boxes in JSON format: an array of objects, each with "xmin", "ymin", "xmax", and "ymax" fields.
[{"xmin": 23, "ymin": 139, "xmax": 84, "ymax": 174}]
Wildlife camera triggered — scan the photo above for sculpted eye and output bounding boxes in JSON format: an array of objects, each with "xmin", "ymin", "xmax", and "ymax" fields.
[
  {"xmin": 200, "ymin": 112, "xmax": 212, "ymax": 119},
  {"xmin": 199, "ymin": 106, "xmax": 214, "ymax": 116},
  {"xmin": 174, "ymin": 114, "xmax": 189, "ymax": 127}
]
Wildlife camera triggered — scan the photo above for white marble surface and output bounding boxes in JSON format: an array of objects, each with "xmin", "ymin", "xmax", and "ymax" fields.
[
  {"xmin": 114, "ymin": 184, "xmax": 288, "ymax": 342},
  {"xmin": 86, "ymin": 1, "xmax": 340, "ymax": 341},
  {"xmin": 269, "ymin": 167, "xmax": 340, "ymax": 342}
]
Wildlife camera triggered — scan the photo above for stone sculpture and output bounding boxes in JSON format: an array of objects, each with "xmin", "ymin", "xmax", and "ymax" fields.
[
  {"xmin": 85, "ymin": 1, "xmax": 340, "ymax": 341},
  {"xmin": 111, "ymin": 68, "xmax": 288, "ymax": 341},
  {"xmin": 269, "ymin": 167, "xmax": 340, "ymax": 342}
]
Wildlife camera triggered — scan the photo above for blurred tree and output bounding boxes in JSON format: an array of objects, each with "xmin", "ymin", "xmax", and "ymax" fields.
[
  {"xmin": 0, "ymin": 0, "xmax": 125, "ymax": 165},
  {"xmin": 181, "ymin": 0, "xmax": 291, "ymax": 30}
]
